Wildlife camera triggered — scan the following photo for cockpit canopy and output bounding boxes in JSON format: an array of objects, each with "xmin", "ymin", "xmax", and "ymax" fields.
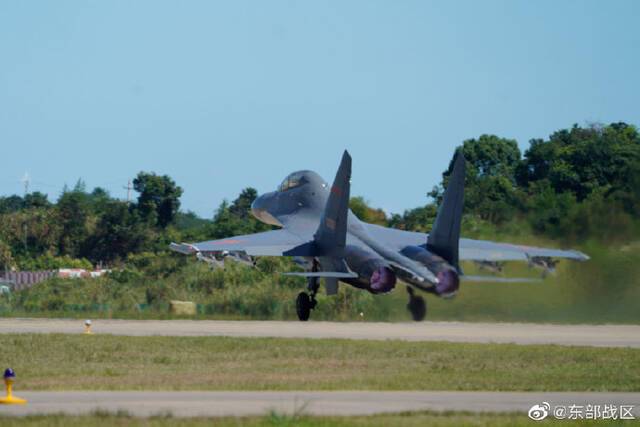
[{"xmin": 278, "ymin": 171, "xmax": 311, "ymax": 192}]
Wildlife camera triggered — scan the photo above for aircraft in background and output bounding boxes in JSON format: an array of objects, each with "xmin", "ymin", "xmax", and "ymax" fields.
[{"xmin": 171, "ymin": 151, "xmax": 588, "ymax": 321}]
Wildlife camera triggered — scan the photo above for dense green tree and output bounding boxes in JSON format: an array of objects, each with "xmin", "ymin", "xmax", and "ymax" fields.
[
  {"xmin": 89, "ymin": 187, "xmax": 110, "ymax": 203},
  {"xmin": 84, "ymin": 200, "xmax": 153, "ymax": 262},
  {"xmin": 208, "ymin": 193, "xmax": 271, "ymax": 239},
  {"xmin": 18, "ymin": 254, "xmax": 93, "ymax": 271},
  {"xmin": 229, "ymin": 188, "xmax": 259, "ymax": 220},
  {"xmin": 459, "ymin": 134, "xmax": 521, "ymax": 179},
  {"xmin": 56, "ymin": 189, "xmax": 91, "ymax": 257},
  {"xmin": 0, "ymin": 208, "xmax": 62, "ymax": 258},
  {"xmin": 133, "ymin": 172, "xmax": 183, "ymax": 228},
  {"xmin": 0, "ymin": 195, "xmax": 24, "ymax": 214},
  {"xmin": 209, "ymin": 200, "xmax": 248, "ymax": 238},
  {"xmin": 611, "ymin": 157, "xmax": 640, "ymax": 216},
  {"xmin": 23, "ymin": 192, "xmax": 50, "ymax": 209},
  {"xmin": 517, "ymin": 123, "xmax": 640, "ymax": 201},
  {"xmin": 433, "ymin": 135, "xmax": 523, "ymax": 224},
  {"xmin": 525, "ymin": 181, "xmax": 578, "ymax": 238},
  {"xmin": 388, "ymin": 204, "xmax": 438, "ymax": 232},
  {"xmin": 175, "ymin": 211, "xmax": 211, "ymax": 231},
  {"xmin": 516, "ymin": 123, "xmax": 640, "ymax": 238},
  {"xmin": 349, "ymin": 197, "xmax": 387, "ymax": 225},
  {"xmin": 73, "ymin": 178, "xmax": 87, "ymax": 193},
  {"xmin": 0, "ymin": 239, "xmax": 15, "ymax": 270}
]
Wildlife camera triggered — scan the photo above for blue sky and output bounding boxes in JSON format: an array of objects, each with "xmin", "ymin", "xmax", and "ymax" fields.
[{"xmin": 1, "ymin": 0, "xmax": 639, "ymax": 217}]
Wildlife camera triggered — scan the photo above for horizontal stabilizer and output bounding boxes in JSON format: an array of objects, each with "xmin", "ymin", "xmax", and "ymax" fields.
[
  {"xmin": 462, "ymin": 275, "xmax": 542, "ymax": 283},
  {"xmin": 283, "ymin": 271, "xmax": 358, "ymax": 278}
]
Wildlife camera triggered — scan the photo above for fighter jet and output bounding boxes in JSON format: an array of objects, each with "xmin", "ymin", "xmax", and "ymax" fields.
[{"xmin": 170, "ymin": 151, "xmax": 588, "ymax": 321}]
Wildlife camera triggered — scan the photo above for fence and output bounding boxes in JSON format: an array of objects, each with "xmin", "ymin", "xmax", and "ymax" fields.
[{"xmin": 0, "ymin": 271, "xmax": 57, "ymax": 291}]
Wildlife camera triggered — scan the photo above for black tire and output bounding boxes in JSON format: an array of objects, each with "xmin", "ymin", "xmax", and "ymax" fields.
[
  {"xmin": 407, "ymin": 295, "xmax": 427, "ymax": 321},
  {"xmin": 296, "ymin": 292, "xmax": 311, "ymax": 321}
]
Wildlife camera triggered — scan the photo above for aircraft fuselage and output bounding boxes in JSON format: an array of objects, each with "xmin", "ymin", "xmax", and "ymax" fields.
[{"xmin": 250, "ymin": 170, "xmax": 460, "ymax": 297}]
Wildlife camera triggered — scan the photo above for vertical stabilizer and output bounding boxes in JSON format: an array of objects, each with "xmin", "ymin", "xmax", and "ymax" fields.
[
  {"xmin": 315, "ymin": 150, "xmax": 351, "ymax": 255},
  {"xmin": 427, "ymin": 151, "xmax": 465, "ymax": 270}
]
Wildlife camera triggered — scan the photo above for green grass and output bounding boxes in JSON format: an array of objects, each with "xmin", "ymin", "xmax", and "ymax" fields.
[
  {"xmin": 3, "ymin": 334, "xmax": 639, "ymax": 392},
  {"xmin": 0, "ymin": 411, "xmax": 636, "ymax": 427},
  {"xmin": 6, "ymin": 410, "xmax": 633, "ymax": 427}
]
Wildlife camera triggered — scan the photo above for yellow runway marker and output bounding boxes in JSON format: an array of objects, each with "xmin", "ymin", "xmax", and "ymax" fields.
[{"xmin": 0, "ymin": 368, "xmax": 27, "ymax": 404}]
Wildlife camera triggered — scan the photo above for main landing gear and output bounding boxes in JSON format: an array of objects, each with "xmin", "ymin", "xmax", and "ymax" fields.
[
  {"xmin": 296, "ymin": 276, "xmax": 319, "ymax": 321},
  {"xmin": 406, "ymin": 287, "xmax": 427, "ymax": 321}
]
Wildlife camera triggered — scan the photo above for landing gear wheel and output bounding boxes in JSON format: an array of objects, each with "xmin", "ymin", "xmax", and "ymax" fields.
[
  {"xmin": 296, "ymin": 292, "xmax": 312, "ymax": 321},
  {"xmin": 407, "ymin": 295, "xmax": 427, "ymax": 321}
]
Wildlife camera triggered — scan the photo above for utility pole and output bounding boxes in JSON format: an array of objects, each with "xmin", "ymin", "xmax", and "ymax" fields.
[
  {"xmin": 20, "ymin": 172, "xmax": 30, "ymax": 196},
  {"xmin": 123, "ymin": 180, "xmax": 133, "ymax": 203},
  {"xmin": 20, "ymin": 172, "xmax": 30, "ymax": 256}
]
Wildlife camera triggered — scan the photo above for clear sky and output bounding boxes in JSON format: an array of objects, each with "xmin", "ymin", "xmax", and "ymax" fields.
[{"xmin": 1, "ymin": 1, "xmax": 639, "ymax": 217}]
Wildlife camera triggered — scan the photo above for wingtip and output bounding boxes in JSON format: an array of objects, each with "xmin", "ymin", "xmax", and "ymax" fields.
[
  {"xmin": 575, "ymin": 251, "xmax": 590, "ymax": 261},
  {"xmin": 169, "ymin": 242, "xmax": 197, "ymax": 255}
]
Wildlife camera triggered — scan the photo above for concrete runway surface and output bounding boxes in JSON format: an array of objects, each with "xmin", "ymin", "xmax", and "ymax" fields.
[
  {"xmin": 0, "ymin": 391, "xmax": 638, "ymax": 417},
  {"xmin": 1, "ymin": 318, "xmax": 639, "ymax": 347}
]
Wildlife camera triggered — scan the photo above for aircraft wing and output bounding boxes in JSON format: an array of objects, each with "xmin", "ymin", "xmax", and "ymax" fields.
[
  {"xmin": 458, "ymin": 238, "xmax": 589, "ymax": 262},
  {"xmin": 363, "ymin": 223, "xmax": 589, "ymax": 262},
  {"xmin": 170, "ymin": 229, "xmax": 313, "ymax": 257}
]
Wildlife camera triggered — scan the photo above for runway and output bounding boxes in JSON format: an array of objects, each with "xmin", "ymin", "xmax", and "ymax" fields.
[
  {"xmin": 1, "ymin": 391, "xmax": 639, "ymax": 417},
  {"xmin": 1, "ymin": 318, "xmax": 639, "ymax": 347}
]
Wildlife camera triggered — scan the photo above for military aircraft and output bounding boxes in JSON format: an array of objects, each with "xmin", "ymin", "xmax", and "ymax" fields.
[{"xmin": 170, "ymin": 151, "xmax": 588, "ymax": 321}]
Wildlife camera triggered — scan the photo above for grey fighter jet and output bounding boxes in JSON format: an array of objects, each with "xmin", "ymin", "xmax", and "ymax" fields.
[{"xmin": 170, "ymin": 151, "xmax": 588, "ymax": 321}]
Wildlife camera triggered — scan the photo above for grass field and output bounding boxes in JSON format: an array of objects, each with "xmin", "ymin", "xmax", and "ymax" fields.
[
  {"xmin": 1, "ymin": 411, "xmax": 633, "ymax": 427},
  {"xmin": 3, "ymin": 334, "xmax": 639, "ymax": 392}
]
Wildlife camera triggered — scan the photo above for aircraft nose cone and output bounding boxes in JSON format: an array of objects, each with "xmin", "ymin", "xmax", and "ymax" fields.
[
  {"xmin": 250, "ymin": 194, "xmax": 262, "ymax": 209},
  {"xmin": 250, "ymin": 192, "xmax": 282, "ymax": 227},
  {"xmin": 251, "ymin": 194, "xmax": 266, "ymax": 217},
  {"xmin": 251, "ymin": 192, "xmax": 276, "ymax": 211}
]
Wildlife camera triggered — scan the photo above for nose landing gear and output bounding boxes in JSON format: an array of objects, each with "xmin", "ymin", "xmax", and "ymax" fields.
[{"xmin": 406, "ymin": 287, "xmax": 427, "ymax": 321}]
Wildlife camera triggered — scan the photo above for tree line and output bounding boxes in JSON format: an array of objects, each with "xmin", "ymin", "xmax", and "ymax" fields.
[
  {"xmin": 1, "ymin": 121, "xmax": 638, "ymax": 270},
  {"xmin": 389, "ymin": 122, "xmax": 640, "ymax": 242},
  {"xmin": 0, "ymin": 173, "xmax": 184, "ymax": 269}
]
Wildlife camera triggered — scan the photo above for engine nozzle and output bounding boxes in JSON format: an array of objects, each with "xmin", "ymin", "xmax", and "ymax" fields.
[
  {"xmin": 370, "ymin": 266, "xmax": 396, "ymax": 294},
  {"xmin": 435, "ymin": 269, "xmax": 459, "ymax": 298}
]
